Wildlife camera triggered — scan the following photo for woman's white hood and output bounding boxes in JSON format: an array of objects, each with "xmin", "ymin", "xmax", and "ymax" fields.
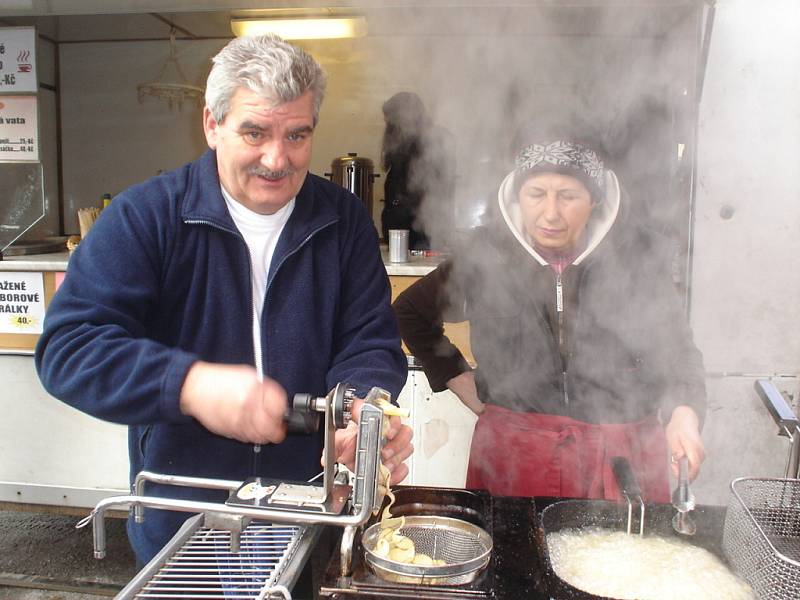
[{"xmin": 497, "ymin": 168, "xmax": 621, "ymax": 266}]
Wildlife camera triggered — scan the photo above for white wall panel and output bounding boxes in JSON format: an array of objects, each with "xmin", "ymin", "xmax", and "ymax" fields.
[
  {"xmin": 403, "ymin": 370, "xmax": 477, "ymax": 489},
  {"xmin": 689, "ymin": 0, "xmax": 800, "ymax": 503},
  {"xmin": 0, "ymin": 355, "xmax": 129, "ymax": 507},
  {"xmin": 692, "ymin": 0, "xmax": 800, "ymax": 375},
  {"xmin": 692, "ymin": 377, "xmax": 796, "ymax": 506}
]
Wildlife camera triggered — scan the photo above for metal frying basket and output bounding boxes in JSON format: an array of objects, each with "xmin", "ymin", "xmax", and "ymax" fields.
[
  {"xmin": 723, "ymin": 477, "xmax": 800, "ymax": 599},
  {"xmin": 362, "ymin": 515, "xmax": 492, "ymax": 585}
]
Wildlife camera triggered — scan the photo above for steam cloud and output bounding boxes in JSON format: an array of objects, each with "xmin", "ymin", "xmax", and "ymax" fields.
[{"xmin": 365, "ymin": 2, "xmax": 796, "ymax": 505}]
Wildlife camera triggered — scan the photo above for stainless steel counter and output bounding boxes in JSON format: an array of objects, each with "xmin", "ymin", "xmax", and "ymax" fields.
[
  {"xmin": 380, "ymin": 247, "xmax": 443, "ymax": 277},
  {"xmin": 0, "ymin": 249, "xmax": 442, "ymax": 277},
  {"xmin": 0, "ymin": 251, "xmax": 69, "ymax": 272}
]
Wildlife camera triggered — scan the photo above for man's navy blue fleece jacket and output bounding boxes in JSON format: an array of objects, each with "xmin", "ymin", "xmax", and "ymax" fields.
[{"xmin": 34, "ymin": 150, "xmax": 407, "ymax": 564}]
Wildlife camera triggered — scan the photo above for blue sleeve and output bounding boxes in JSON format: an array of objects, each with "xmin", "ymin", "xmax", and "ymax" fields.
[{"xmin": 34, "ymin": 189, "xmax": 195, "ymax": 425}]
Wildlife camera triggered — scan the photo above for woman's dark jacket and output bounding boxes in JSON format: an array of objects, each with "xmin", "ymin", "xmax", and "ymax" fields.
[{"xmin": 393, "ymin": 188, "xmax": 706, "ymax": 426}]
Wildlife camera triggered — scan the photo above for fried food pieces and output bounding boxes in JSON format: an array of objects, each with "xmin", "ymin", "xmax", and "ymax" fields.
[
  {"xmin": 370, "ymin": 399, "xmax": 445, "ymax": 567},
  {"xmin": 373, "ymin": 515, "xmax": 447, "ymax": 566}
]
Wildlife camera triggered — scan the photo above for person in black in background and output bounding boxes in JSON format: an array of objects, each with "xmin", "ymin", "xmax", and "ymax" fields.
[{"xmin": 380, "ymin": 92, "xmax": 455, "ymax": 250}]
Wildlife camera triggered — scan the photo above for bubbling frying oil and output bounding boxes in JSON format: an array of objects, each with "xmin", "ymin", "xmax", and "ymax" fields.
[{"xmin": 547, "ymin": 527, "xmax": 754, "ymax": 600}]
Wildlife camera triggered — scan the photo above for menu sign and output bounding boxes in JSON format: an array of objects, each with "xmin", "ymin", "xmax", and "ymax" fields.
[
  {"xmin": 0, "ymin": 95, "xmax": 38, "ymax": 161},
  {"xmin": 0, "ymin": 27, "xmax": 37, "ymax": 93},
  {"xmin": 0, "ymin": 272, "xmax": 45, "ymax": 335}
]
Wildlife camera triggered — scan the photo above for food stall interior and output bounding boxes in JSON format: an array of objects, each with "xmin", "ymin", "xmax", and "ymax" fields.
[
  {"xmin": 1, "ymin": 0, "xmax": 714, "ymax": 297},
  {"xmin": 2, "ymin": 1, "xmax": 753, "ymax": 599}
]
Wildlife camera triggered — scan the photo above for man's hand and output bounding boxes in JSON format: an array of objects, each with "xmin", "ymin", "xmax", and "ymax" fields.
[
  {"xmin": 665, "ymin": 405, "xmax": 706, "ymax": 481},
  {"xmin": 334, "ymin": 398, "xmax": 414, "ymax": 484},
  {"xmin": 447, "ymin": 371, "xmax": 484, "ymax": 415},
  {"xmin": 180, "ymin": 361, "xmax": 287, "ymax": 444}
]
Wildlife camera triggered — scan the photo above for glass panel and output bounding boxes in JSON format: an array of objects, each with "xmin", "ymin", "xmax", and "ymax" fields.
[{"xmin": 0, "ymin": 162, "xmax": 45, "ymax": 254}]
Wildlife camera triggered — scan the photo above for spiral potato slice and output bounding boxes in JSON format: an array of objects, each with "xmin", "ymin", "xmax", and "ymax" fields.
[{"xmin": 369, "ymin": 399, "xmax": 448, "ymax": 566}]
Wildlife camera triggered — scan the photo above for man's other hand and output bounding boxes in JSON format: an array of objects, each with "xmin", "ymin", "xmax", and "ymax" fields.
[
  {"xmin": 334, "ymin": 398, "xmax": 414, "ymax": 484},
  {"xmin": 179, "ymin": 361, "xmax": 287, "ymax": 444}
]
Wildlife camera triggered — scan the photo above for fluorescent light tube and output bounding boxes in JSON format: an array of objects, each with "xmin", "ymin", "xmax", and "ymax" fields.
[{"xmin": 231, "ymin": 16, "xmax": 367, "ymax": 40}]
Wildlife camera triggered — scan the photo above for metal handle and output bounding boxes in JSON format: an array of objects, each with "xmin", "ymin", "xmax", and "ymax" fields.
[
  {"xmin": 611, "ymin": 456, "xmax": 645, "ymax": 536},
  {"xmin": 284, "ymin": 393, "xmax": 320, "ymax": 434},
  {"xmin": 677, "ymin": 456, "xmax": 690, "ymax": 504},
  {"xmin": 612, "ymin": 456, "xmax": 642, "ymax": 499},
  {"xmin": 672, "ymin": 456, "xmax": 695, "ymax": 512},
  {"xmin": 755, "ymin": 379, "xmax": 800, "ymax": 478},
  {"xmin": 755, "ymin": 379, "xmax": 799, "ymax": 437}
]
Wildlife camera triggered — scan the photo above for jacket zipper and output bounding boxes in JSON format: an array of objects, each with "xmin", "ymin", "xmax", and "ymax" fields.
[
  {"xmin": 185, "ymin": 218, "xmax": 262, "ymax": 471},
  {"xmin": 263, "ymin": 222, "xmax": 336, "ymax": 295},
  {"xmin": 258, "ymin": 222, "xmax": 335, "ymax": 472},
  {"xmin": 186, "ymin": 216, "xmax": 337, "ymax": 473},
  {"xmin": 555, "ymin": 273, "xmax": 569, "ymax": 407}
]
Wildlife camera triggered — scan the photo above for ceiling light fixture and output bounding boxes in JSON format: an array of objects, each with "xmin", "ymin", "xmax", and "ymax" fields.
[
  {"xmin": 137, "ymin": 28, "xmax": 203, "ymax": 110},
  {"xmin": 230, "ymin": 14, "xmax": 367, "ymax": 40}
]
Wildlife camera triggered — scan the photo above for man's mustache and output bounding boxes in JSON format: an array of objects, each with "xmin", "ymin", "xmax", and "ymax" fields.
[{"xmin": 248, "ymin": 166, "xmax": 295, "ymax": 179}]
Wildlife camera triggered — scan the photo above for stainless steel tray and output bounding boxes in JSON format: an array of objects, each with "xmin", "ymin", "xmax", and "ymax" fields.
[{"xmin": 115, "ymin": 514, "xmax": 319, "ymax": 599}]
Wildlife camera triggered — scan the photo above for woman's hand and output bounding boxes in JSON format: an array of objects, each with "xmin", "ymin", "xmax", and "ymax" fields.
[
  {"xmin": 446, "ymin": 371, "xmax": 485, "ymax": 415},
  {"xmin": 665, "ymin": 405, "xmax": 706, "ymax": 481}
]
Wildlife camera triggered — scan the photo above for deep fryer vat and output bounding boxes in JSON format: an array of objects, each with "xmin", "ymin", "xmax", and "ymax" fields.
[
  {"xmin": 723, "ymin": 477, "xmax": 800, "ymax": 600},
  {"xmin": 386, "ymin": 485, "xmax": 489, "ymax": 527},
  {"xmin": 319, "ymin": 489, "xmax": 541, "ymax": 599},
  {"xmin": 536, "ymin": 498, "xmax": 729, "ymax": 600},
  {"xmin": 362, "ymin": 515, "xmax": 492, "ymax": 585}
]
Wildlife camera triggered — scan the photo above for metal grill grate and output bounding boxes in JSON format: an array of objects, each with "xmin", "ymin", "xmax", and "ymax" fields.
[
  {"xmin": 723, "ymin": 477, "xmax": 800, "ymax": 600},
  {"xmin": 132, "ymin": 521, "xmax": 305, "ymax": 599}
]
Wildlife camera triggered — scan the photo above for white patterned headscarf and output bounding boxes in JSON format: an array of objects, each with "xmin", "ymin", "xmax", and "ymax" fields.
[
  {"xmin": 499, "ymin": 138, "xmax": 621, "ymax": 266},
  {"xmin": 514, "ymin": 140, "xmax": 606, "ymax": 202}
]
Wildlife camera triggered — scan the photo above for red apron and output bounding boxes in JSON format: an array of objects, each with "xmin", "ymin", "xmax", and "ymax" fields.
[{"xmin": 465, "ymin": 405, "xmax": 670, "ymax": 502}]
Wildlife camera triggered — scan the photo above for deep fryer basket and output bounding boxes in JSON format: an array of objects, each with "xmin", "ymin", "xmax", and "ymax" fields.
[
  {"xmin": 723, "ymin": 476, "xmax": 800, "ymax": 599},
  {"xmin": 362, "ymin": 515, "xmax": 492, "ymax": 585}
]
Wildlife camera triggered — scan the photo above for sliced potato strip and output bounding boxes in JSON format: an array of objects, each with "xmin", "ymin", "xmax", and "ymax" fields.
[
  {"xmin": 369, "ymin": 398, "xmax": 447, "ymax": 566},
  {"xmin": 412, "ymin": 553, "xmax": 434, "ymax": 566},
  {"xmin": 374, "ymin": 397, "xmax": 410, "ymax": 418}
]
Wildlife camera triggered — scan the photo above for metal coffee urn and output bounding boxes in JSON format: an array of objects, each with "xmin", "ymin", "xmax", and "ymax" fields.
[{"xmin": 327, "ymin": 153, "xmax": 379, "ymax": 217}]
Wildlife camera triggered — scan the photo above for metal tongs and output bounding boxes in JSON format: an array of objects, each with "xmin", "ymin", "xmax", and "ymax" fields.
[{"xmin": 671, "ymin": 456, "xmax": 696, "ymax": 536}]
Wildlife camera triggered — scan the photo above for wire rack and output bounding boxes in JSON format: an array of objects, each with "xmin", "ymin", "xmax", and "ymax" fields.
[
  {"xmin": 118, "ymin": 517, "xmax": 312, "ymax": 599},
  {"xmin": 723, "ymin": 477, "xmax": 800, "ymax": 599}
]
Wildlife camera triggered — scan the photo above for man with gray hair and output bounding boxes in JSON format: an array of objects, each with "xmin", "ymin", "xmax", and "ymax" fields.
[{"xmin": 36, "ymin": 34, "xmax": 411, "ymax": 565}]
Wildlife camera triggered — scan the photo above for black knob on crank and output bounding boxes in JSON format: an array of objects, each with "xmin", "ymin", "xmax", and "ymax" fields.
[{"xmin": 284, "ymin": 392, "xmax": 320, "ymax": 434}]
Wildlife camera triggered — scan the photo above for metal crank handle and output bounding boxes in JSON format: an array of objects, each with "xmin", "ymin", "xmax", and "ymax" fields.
[{"xmin": 284, "ymin": 383, "xmax": 356, "ymax": 434}]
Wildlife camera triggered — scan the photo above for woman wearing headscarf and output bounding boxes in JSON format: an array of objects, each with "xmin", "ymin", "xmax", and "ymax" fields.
[{"xmin": 392, "ymin": 133, "xmax": 706, "ymax": 501}]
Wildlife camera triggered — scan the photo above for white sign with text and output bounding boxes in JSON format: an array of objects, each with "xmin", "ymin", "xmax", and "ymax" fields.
[
  {"xmin": 0, "ymin": 27, "xmax": 37, "ymax": 93},
  {"xmin": 0, "ymin": 271, "xmax": 45, "ymax": 334},
  {"xmin": 0, "ymin": 95, "xmax": 39, "ymax": 161}
]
